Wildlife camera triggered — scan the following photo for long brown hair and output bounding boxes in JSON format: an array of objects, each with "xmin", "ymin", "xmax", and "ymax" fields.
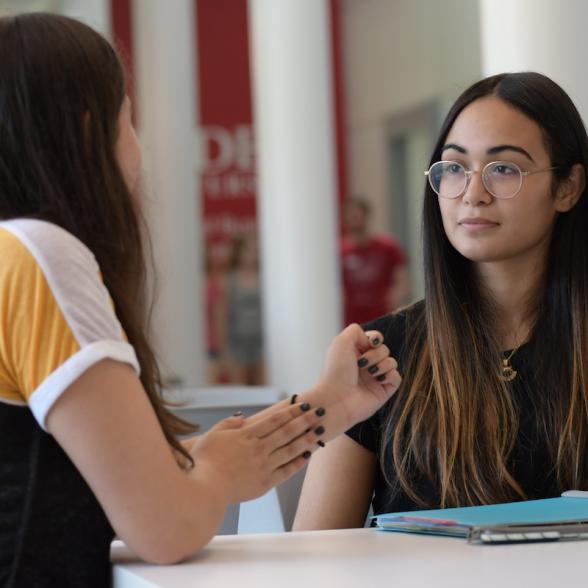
[
  {"xmin": 0, "ymin": 13, "xmax": 196, "ymax": 461},
  {"xmin": 382, "ymin": 72, "xmax": 588, "ymax": 507}
]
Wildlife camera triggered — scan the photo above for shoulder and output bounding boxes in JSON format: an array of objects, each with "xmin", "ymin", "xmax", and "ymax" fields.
[
  {"xmin": 0, "ymin": 220, "xmax": 140, "ymax": 428},
  {"xmin": 0, "ymin": 218, "xmax": 126, "ymax": 347},
  {"xmin": 0, "ymin": 218, "xmax": 97, "ymax": 279}
]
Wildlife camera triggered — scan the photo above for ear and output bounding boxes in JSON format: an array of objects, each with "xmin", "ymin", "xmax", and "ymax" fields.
[{"xmin": 555, "ymin": 163, "xmax": 585, "ymax": 212}]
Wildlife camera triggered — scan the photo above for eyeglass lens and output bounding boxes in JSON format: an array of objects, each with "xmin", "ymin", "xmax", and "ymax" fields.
[{"xmin": 428, "ymin": 161, "xmax": 523, "ymax": 199}]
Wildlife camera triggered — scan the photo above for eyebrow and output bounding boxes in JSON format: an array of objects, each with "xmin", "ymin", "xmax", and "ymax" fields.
[{"xmin": 441, "ymin": 143, "xmax": 536, "ymax": 163}]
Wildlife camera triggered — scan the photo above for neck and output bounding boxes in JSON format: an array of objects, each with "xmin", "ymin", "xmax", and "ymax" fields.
[{"xmin": 474, "ymin": 255, "xmax": 546, "ymax": 349}]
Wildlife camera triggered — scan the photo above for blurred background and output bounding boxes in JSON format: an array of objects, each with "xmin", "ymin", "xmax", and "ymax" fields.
[{"xmin": 2, "ymin": 0, "xmax": 586, "ymax": 399}]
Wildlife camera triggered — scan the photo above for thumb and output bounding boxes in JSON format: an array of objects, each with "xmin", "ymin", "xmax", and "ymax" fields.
[{"xmin": 210, "ymin": 413, "xmax": 246, "ymax": 432}]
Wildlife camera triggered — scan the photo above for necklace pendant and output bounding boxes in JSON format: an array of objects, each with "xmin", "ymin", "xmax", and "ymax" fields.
[{"xmin": 499, "ymin": 359, "xmax": 517, "ymax": 382}]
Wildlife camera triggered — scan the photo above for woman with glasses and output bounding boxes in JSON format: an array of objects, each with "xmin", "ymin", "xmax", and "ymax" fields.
[
  {"xmin": 294, "ymin": 71, "xmax": 588, "ymax": 530},
  {"xmin": 0, "ymin": 13, "xmax": 402, "ymax": 585}
]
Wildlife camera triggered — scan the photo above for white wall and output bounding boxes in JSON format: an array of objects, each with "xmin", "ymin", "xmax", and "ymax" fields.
[{"xmin": 342, "ymin": 0, "xmax": 482, "ymax": 297}]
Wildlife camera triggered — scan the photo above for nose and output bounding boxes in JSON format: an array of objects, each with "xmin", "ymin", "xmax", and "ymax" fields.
[{"xmin": 462, "ymin": 171, "xmax": 492, "ymax": 205}]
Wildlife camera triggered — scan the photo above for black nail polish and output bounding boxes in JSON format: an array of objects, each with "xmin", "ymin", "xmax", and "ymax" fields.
[
  {"xmin": 302, "ymin": 451, "xmax": 312, "ymax": 459},
  {"xmin": 317, "ymin": 440, "xmax": 326, "ymax": 448},
  {"xmin": 376, "ymin": 374, "xmax": 386, "ymax": 382},
  {"xmin": 357, "ymin": 357, "xmax": 369, "ymax": 368},
  {"xmin": 314, "ymin": 425, "xmax": 325, "ymax": 436},
  {"xmin": 233, "ymin": 411, "xmax": 244, "ymax": 417},
  {"xmin": 372, "ymin": 337, "xmax": 381, "ymax": 346},
  {"xmin": 290, "ymin": 394, "xmax": 298, "ymax": 405},
  {"xmin": 300, "ymin": 403, "xmax": 311, "ymax": 412},
  {"xmin": 367, "ymin": 364, "xmax": 379, "ymax": 375},
  {"xmin": 315, "ymin": 407, "xmax": 326, "ymax": 417}
]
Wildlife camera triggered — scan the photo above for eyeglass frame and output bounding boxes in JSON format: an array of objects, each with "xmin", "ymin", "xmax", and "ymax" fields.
[{"xmin": 424, "ymin": 160, "xmax": 559, "ymax": 200}]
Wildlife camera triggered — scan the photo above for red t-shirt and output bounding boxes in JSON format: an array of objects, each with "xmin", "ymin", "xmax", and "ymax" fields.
[
  {"xmin": 206, "ymin": 276, "xmax": 223, "ymax": 355},
  {"xmin": 341, "ymin": 234, "xmax": 407, "ymax": 325}
]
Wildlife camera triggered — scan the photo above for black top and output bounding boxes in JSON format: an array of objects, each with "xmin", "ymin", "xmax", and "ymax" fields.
[
  {"xmin": 0, "ymin": 403, "xmax": 114, "ymax": 588},
  {"xmin": 346, "ymin": 302, "xmax": 560, "ymax": 516}
]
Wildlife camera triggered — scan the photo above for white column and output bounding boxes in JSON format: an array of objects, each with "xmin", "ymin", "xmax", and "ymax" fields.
[
  {"xmin": 133, "ymin": 0, "xmax": 205, "ymax": 387},
  {"xmin": 249, "ymin": 0, "xmax": 342, "ymax": 394},
  {"xmin": 480, "ymin": 0, "xmax": 588, "ymax": 122}
]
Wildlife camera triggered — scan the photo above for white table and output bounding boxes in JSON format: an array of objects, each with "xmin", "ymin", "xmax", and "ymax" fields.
[{"xmin": 111, "ymin": 527, "xmax": 587, "ymax": 587}]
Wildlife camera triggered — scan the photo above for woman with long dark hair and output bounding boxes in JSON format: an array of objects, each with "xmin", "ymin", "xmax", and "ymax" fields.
[
  {"xmin": 0, "ymin": 13, "xmax": 401, "ymax": 585},
  {"xmin": 294, "ymin": 71, "xmax": 588, "ymax": 530}
]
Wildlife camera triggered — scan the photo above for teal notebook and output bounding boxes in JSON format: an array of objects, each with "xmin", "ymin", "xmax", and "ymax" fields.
[{"xmin": 374, "ymin": 495, "xmax": 588, "ymax": 538}]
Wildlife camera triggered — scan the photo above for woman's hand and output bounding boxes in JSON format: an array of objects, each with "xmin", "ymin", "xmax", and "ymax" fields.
[
  {"xmin": 313, "ymin": 323, "xmax": 401, "ymax": 431},
  {"xmin": 242, "ymin": 324, "xmax": 400, "ymax": 445},
  {"xmin": 188, "ymin": 402, "xmax": 326, "ymax": 504}
]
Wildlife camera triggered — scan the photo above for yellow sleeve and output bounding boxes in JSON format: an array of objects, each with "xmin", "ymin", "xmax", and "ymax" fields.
[
  {"xmin": 0, "ymin": 237, "xmax": 80, "ymax": 397},
  {"xmin": 0, "ymin": 222, "xmax": 140, "ymax": 429}
]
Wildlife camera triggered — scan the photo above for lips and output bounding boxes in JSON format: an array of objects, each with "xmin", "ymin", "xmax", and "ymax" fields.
[{"xmin": 458, "ymin": 217, "xmax": 499, "ymax": 227}]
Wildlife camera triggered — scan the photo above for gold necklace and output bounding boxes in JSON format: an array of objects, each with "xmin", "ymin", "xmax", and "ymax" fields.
[{"xmin": 499, "ymin": 344, "xmax": 521, "ymax": 382}]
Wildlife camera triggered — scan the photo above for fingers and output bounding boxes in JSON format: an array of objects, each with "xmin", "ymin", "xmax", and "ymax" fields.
[
  {"xmin": 241, "ymin": 403, "xmax": 326, "ymax": 488},
  {"xmin": 268, "ymin": 425, "xmax": 324, "ymax": 470},
  {"xmin": 357, "ymin": 336, "xmax": 395, "ymax": 369},
  {"xmin": 359, "ymin": 353, "xmax": 402, "ymax": 398},
  {"xmin": 357, "ymin": 344, "xmax": 395, "ymax": 371},
  {"xmin": 366, "ymin": 357, "xmax": 402, "ymax": 387},
  {"xmin": 356, "ymin": 337, "xmax": 402, "ymax": 393},
  {"xmin": 274, "ymin": 453, "xmax": 312, "ymax": 485},
  {"xmin": 245, "ymin": 402, "xmax": 324, "ymax": 440},
  {"xmin": 363, "ymin": 329, "xmax": 384, "ymax": 348},
  {"xmin": 209, "ymin": 414, "xmax": 246, "ymax": 432},
  {"xmin": 268, "ymin": 453, "xmax": 309, "ymax": 487},
  {"xmin": 339, "ymin": 324, "xmax": 383, "ymax": 354}
]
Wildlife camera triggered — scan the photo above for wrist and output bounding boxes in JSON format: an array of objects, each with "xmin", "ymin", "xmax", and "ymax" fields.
[
  {"xmin": 296, "ymin": 383, "xmax": 353, "ymax": 440},
  {"xmin": 189, "ymin": 459, "xmax": 233, "ymax": 507}
]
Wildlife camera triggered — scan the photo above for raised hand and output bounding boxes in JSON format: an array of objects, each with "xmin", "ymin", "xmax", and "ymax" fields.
[
  {"xmin": 314, "ymin": 323, "xmax": 401, "ymax": 430},
  {"xmin": 239, "ymin": 324, "xmax": 401, "ymax": 447}
]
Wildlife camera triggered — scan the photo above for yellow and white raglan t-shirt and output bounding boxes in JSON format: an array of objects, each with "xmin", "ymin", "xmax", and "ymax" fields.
[{"xmin": 0, "ymin": 218, "xmax": 140, "ymax": 430}]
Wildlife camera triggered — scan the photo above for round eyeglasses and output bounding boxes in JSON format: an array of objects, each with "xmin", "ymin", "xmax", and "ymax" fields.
[{"xmin": 424, "ymin": 160, "xmax": 558, "ymax": 199}]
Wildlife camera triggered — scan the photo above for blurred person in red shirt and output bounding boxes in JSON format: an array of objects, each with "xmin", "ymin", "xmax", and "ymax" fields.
[{"xmin": 341, "ymin": 196, "xmax": 409, "ymax": 325}]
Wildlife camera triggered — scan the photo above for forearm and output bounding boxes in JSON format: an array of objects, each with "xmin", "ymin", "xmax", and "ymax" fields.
[
  {"xmin": 177, "ymin": 470, "xmax": 230, "ymax": 556},
  {"xmin": 293, "ymin": 435, "xmax": 376, "ymax": 531}
]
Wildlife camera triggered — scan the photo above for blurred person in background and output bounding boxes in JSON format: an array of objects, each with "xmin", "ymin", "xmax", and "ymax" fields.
[
  {"xmin": 341, "ymin": 196, "xmax": 409, "ymax": 325},
  {"xmin": 204, "ymin": 241, "xmax": 230, "ymax": 383},
  {"xmin": 222, "ymin": 230, "xmax": 264, "ymax": 385}
]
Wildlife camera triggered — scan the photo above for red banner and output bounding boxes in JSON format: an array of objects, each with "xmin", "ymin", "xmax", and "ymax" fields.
[{"xmin": 195, "ymin": 0, "xmax": 257, "ymax": 265}]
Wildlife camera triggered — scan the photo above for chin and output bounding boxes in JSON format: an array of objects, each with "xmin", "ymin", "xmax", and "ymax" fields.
[
  {"xmin": 451, "ymin": 242, "xmax": 507, "ymax": 263},
  {"xmin": 463, "ymin": 253, "xmax": 504, "ymax": 263}
]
